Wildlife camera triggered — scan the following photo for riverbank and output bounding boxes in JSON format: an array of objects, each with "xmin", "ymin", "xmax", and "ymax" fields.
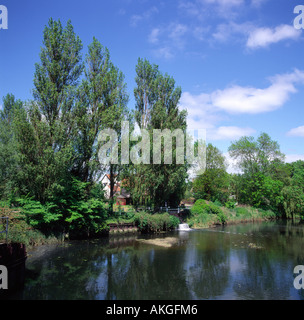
[
  {"xmin": 184, "ymin": 200, "xmax": 282, "ymax": 229},
  {"xmin": 1, "ymin": 201, "xmax": 298, "ymax": 248}
]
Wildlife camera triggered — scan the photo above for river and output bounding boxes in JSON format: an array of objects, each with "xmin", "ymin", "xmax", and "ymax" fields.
[{"xmin": 9, "ymin": 221, "xmax": 304, "ymax": 300}]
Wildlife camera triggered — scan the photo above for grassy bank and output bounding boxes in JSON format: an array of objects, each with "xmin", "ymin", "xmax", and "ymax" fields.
[
  {"xmin": 0, "ymin": 208, "xmax": 61, "ymax": 247},
  {"xmin": 0, "ymin": 199, "xmax": 293, "ymax": 246},
  {"xmin": 185, "ymin": 199, "xmax": 280, "ymax": 229},
  {"xmin": 0, "ymin": 206, "xmax": 180, "ymax": 245}
]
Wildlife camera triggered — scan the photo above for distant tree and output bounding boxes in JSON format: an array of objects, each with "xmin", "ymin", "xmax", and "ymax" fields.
[
  {"xmin": 228, "ymin": 132, "xmax": 284, "ymax": 176},
  {"xmin": 228, "ymin": 133, "xmax": 286, "ymax": 211},
  {"xmin": 282, "ymin": 185, "xmax": 304, "ymax": 220},
  {"xmin": 193, "ymin": 143, "xmax": 229, "ymax": 203}
]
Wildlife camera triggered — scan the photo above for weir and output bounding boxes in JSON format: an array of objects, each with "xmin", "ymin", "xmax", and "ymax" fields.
[{"xmin": 178, "ymin": 223, "xmax": 191, "ymax": 231}]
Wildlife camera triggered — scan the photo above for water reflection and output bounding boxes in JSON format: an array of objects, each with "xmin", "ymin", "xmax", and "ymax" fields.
[{"xmin": 14, "ymin": 221, "xmax": 304, "ymax": 300}]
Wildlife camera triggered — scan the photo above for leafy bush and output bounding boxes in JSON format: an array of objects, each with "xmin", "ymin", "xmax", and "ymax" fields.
[
  {"xmin": 15, "ymin": 177, "xmax": 109, "ymax": 239},
  {"xmin": 191, "ymin": 199, "xmax": 209, "ymax": 215},
  {"xmin": 225, "ymin": 200, "xmax": 236, "ymax": 209},
  {"xmin": 217, "ymin": 211, "xmax": 227, "ymax": 224},
  {"xmin": 16, "ymin": 197, "xmax": 62, "ymax": 228},
  {"xmin": 213, "ymin": 200, "xmax": 223, "ymax": 207},
  {"xmin": 134, "ymin": 212, "xmax": 180, "ymax": 233},
  {"xmin": 191, "ymin": 199, "xmax": 223, "ymax": 216},
  {"xmin": 208, "ymin": 202, "xmax": 222, "ymax": 215}
]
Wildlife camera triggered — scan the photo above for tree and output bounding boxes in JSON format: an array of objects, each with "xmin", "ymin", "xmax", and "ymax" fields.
[
  {"xmin": 33, "ymin": 18, "xmax": 83, "ymax": 135},
  {"xmin": 281, "ymin": 160, "xmax": 304, "ymax": 220},
  {"xmin": 228, "ymin": 133, "xmax": 286, "ymax": 211},
  {"xmin": 0, "ymin": 94, "xmax": 23, "ymax": 199},
  {"xmin": 14, "ymin": 18, "xmax": 84, "ymax": 204},
  {"xmin": 228, "ymin": 132, "xmax": 284, "ymax": 176},
  {"xmin": 125, "ymin": 58, "xmax": 188, "ymax": 208},
  {"xmin": 282, "ymin": 186, "xmax": 304, "ymax": 220},
  {"xmin": 75, "ymin": 37, "xmax": 129, "ymax": 212},
  {"xmin": 193, "ymin": 144, "xmax": 228, "ymax": 203}
]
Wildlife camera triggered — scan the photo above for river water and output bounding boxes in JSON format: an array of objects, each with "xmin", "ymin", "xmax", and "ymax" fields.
[{"xmin": 11, "ymin": 221, "xmax": 304, "ymax": 300}]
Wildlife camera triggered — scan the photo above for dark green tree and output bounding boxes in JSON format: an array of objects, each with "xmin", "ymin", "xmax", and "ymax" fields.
[
  {"xmin": 126, "ymin": 58, "xmax": 188, "ymax": 208},
  {"xmin": 75, "ymin": 37, "xmax": 129, "ymax": 212},
  {"xmin": 0, "ymin": 94, "xmax": 23, "ymax": 199},
  {"xmin": 193, "ymin": 143, "xmax": 229, "ymax": 203}
]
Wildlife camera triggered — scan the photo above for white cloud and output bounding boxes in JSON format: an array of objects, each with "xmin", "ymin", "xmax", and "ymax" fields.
[
  {"xmin": 130, "ymin": 6, "xmax": 158, "ymax": 27},
  {"xmin": 211, "ymin": 69, "xmax": 304, "ymax": 114},
  {"xmin": 203, "ymin": 0, "xmax": 243, "ymax": 6},
  {"xmin": 153, "ymin": 46, "xmax": 174, "ymax": 59},
  {"xmin": 179, "ymin": 93, "xmax": 256, "ymax": 141},
  {"xmin": 180, "ymin": 70, "xmax": 304, "ymax": 141},
  {"xmin": 287, "ymin": 126, "xmax": 304, "ymax": 137},
  {"xmin": 223, "ymin": 152, "xmax": 243, "ymax": 174},
  {"xmin": 285, "ymin": 154, "xmax": 304, "ymax": 163},
  {"xmin": 149, "ymin": 23, "xmax": 189, "ymax": 59},
  {"xmin": 179, "ymin": 92, "xmax": 223, "ymax": 130},
  {"xmin": 148, "ymin": 28, "xmax": 160, "ymax": 44},
  {"xmin": 208, "ymin": 126, "xmax": 256, "ymax": 140},
  {"xmin": 212, "ymin": 21, "xmax": 253, "ymax": 43},
  {"xmin": 247, "ymin": 24, "xmax": 301, "ymax": 49}
]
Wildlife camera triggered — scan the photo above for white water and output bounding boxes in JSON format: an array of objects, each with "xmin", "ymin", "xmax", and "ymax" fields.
[{"xmin": 178, "ymin": 223, "xmax": 191, "ymax": 231}]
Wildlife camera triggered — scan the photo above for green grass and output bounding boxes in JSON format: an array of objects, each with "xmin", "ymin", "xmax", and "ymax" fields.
[{"xmin": 186, "ymin": 200, "xmax": 278, "ymax": 229}]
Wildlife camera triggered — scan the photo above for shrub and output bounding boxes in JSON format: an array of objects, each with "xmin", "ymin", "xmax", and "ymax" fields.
[
  {"xmin": 225, "ymin": 200, "xmax": 236, "ymax": 209},
  {"xmin": 213, "ymin": 200, "xmax": 223, "ymax": 207},
  {"xmin": 217, "ymin": 211, "xmax": 227, "ymax": 224},
  {"xmin": 191, "ymin": 199, "xmax": 209, "ymax": 215},
  {"xmin": 134, "ymin": 212, "xmax": 180, "ymax": 233},
  {"xmin": 191, "ymin": 199, "xmax": 224, "ymax": 216},
  {"xmin": 208, "ymin": 202, "xmax": 222, "ymax": 215}
]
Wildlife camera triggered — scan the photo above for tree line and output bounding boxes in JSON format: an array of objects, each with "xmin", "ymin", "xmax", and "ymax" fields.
[
  {"xmin": 0, "ymin": 19, "xmax": 188, "ymax": 237},
  {"xmin": 1, "ymin": 19, "xmax": 303, "ymax": 239},
  {"xmin": 192, "ymin": 133, "xmax": 304, "ymax": 220}
]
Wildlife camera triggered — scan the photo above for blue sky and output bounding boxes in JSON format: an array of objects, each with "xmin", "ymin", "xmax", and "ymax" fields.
[{"xmin": 1, "ymin": 0, "xmax": 304, "ymax": 171}]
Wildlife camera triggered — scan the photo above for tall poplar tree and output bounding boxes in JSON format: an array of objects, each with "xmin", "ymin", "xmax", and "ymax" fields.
[
  {"xmin": 14, "ymin": 18, "xmax": 83, "ymax": 203},
  {"xmin": 127, "ymin": 58, "xmax": 188, "ymax": 208},
  {"xmin": 75, "ymin": 37, "xmax": 129, "ymax": 211}
]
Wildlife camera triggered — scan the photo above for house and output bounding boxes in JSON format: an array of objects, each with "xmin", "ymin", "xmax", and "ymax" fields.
[{"xmin": 101, "ymin": 174, "xmax": 131, "ymax": 205}]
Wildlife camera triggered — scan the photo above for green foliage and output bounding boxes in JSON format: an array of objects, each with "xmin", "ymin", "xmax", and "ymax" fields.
[
  {"xmin": 15, "ymin": 178, "xmax": 108, "ymax": 238},
  {"xmin": 190, "ymin": 199, "xmax": 226, "ymax": 225},
  {"xmin": 229, "ymin": 132, "xmax": 284, "ymax": 176},
  {"xmin": 0, "ymin": 94, "xmax": 22, "ymax": 199},
  {"xmin": 17, "ymin": 197, "xmax": 62, "ymax": 228},
  {"xmin": 281, "ymin": 185, "xmax": 304, "ymax": 220},
  {"xmin": 217, "ymin": 210, "xmax": 227, "ymax": 224},
  {"xmin": 134, "ymin": 212, "xmax": 180, "ymax": 233},
  {"xmin": 124, "ymin": 58, "xmax": 188, "ymax": 208},
  {"xmin": 193, "ymin": 144, "xmax": 229, "ymax": 203},
  {"xmin": 191, "ymin": 199, "xmax": 209, "ymax": 215},
  {"xmin": 225, "ymin": 200, "xmax": 236, "ymax": 209},
  {"xmin": 235, "ymin": 207, "xmax": 249, "ymax": 217}
]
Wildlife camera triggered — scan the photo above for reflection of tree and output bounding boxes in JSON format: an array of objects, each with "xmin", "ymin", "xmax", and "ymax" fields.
[
  {"xmin": 185, "ymin": 232, "xmax": 230, "ymax": 299},
  {"xmin": 24, "ymin": 241, "xmax": 110, "ymax": 299},
  {"xmin": 107, "ymin": 245, "xmax": 191, "ymax": 300},
  {"xmin": 22, "ymin": 222, "xmax": 304, "ymax": 300},
  {"xmin": 232, "ymin": 220, "xmax": 304, "ymax": 300},
  {"xmin": 233, "ymin": 250, "xmax": 292, "ymax": 300}
]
